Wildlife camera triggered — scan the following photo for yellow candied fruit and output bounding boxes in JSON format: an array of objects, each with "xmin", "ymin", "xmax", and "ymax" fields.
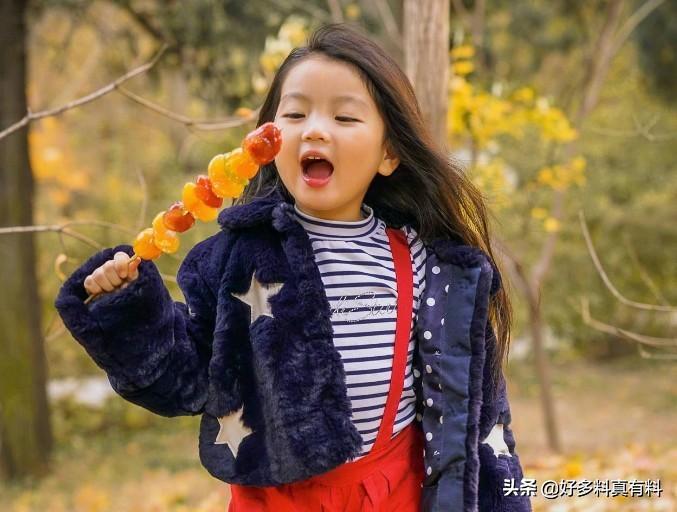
[
  {"xmin": 208, "ymin": 152, "xmax": 248, "ymax": 198},
  {"xmin": 210, "ymin": 178, "xmax": 246, "ymax": 199},
  {"xmin": 209, "ymin": 149, "xmax": 254, "ymax": 183},
  {"xmin": 228, "ymin": 147, "xmax": 259, "ymax": 180},
  {"xmin": 133, "ymin": 228, "xmax": 162, "ymax": 260},
  {"xmin": 151, "ymin": 212, "xmax": 180, "ymax": 254},
  {"xmin": 182, "ymin": 182, "xmax": 219, "ymax": 222}
]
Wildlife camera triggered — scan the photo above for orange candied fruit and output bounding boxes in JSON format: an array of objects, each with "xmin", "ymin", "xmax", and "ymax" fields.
[
  {"xmin": 182, "ymin": 182, "xmax": 219, "ymax": 221},
  {"xmin": 229, "ymin": 147, "xmax": 259, "ymax": 180},
  {"xmin": 151, "ymin": 212, "xmax": 180, "ymax": 253},
  {"xmin": 207, "ymin": 151, "xmax": 249, "ymax": 198},
  {"xmin": 133, "ymin": 228, "xmax": 163, "ymax": 260}
]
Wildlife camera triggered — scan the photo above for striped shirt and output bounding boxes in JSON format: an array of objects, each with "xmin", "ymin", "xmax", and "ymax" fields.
[{"xmin": 293, "ymin": 203, "xmax": 427, "ymax": 457}]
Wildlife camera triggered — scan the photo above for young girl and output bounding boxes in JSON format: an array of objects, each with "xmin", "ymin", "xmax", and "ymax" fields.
[{"xmin": 56, "ymin": 23, "xmax": 531, "ymax": 512}]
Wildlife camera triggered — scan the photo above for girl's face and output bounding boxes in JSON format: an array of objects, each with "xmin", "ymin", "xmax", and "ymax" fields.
[{"xmin": 273, "ymin": 55, "xmax": 399, "ymax": 221}]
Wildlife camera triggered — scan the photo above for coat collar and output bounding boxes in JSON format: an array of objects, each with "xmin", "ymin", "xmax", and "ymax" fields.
[{"xmin": 218, "ymin": 188, "xmax": 502, "ymax": 295}]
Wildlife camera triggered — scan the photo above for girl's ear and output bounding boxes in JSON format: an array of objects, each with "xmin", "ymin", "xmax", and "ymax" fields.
[{"xmin": 377, "ymin": 145, "xmax": 400, "ymax": 177}]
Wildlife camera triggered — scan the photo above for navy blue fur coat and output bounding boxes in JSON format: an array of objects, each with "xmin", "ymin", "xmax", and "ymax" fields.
[{"xmin": 55, "ymin": 190, "xmax": 531, "ymax": 512}]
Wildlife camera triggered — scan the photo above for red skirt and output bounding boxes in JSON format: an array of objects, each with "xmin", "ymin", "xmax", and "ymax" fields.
[{"xmin": 228, "ymin": 422, "xmax": 424, "ymax": 512}]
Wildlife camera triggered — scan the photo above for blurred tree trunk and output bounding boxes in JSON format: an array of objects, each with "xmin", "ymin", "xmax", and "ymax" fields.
[
  {"xmin": 0, "ymin": 0, "xmax": 53, "ymax": 480},
  {"xmin": 403, "ymin": 0, "xmax": 450, "ymax": 149}
]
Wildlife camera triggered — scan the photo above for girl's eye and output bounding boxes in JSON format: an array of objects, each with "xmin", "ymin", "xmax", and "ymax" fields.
[{"xmin": 281, "ymin": 113, "xmax": 359, "ymax": 122}]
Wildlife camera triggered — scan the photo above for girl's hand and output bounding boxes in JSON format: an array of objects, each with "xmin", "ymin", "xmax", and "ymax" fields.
[{"xmin": 83, "ymin": 251, "xmax": 142, "ymax": 297}]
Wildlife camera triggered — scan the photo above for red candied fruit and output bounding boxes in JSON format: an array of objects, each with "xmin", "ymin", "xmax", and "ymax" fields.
[
  {"xmin": 163, "ymin": 201, "xmax": 195, "ymax": 232},
  {"xmin": 242, "ymin": 122, "xmax": 282, "ymax": 165},
  {"xmin": 194, "ymin": 175, "xmax": 224, "ymax": 208}
]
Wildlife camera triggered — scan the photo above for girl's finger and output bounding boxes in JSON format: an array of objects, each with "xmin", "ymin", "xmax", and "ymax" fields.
[
  {"xmin": 113, "ymin": 251, "xmax": 130, "ymax": 279},
  {"xmin": 127, "ymin": 257, "xmax": 142, "ymax": 281},
  {"xmin": 92, "ymin": 267, "xmax": 115, "ymax": 292},
  {"xmin": 102, "ymin": 260, "xmax": 123, "ymax": 287},
  {"xmin": 84, "ymin": 275, "xmax": 102, "ymax": 295}
]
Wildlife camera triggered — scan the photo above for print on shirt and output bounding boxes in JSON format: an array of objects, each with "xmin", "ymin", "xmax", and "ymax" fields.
[{"xmin": 331, "ymin": 290, "xmax": 397, "ymax": 322}]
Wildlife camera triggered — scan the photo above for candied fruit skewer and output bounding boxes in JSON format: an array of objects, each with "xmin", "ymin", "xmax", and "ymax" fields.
[
  {"xmin": 163, "ymin": 202, "xmax": 195, "ymax": 232},
  {"xmin": 242, "ymin": 122, "xmax": 283, "ymax": 165},
  {"xmin": 84, "ymin": 122, "xmax": 281, "ymax": 304}
]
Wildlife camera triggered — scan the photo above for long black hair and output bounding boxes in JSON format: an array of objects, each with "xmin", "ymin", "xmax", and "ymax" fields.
[{"xmin": 236, "ymin": 23, "xmax": 513, "ymax": 381}]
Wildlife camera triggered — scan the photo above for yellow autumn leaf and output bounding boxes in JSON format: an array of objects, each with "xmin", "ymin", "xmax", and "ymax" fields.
[
  {"xmin": 537, "ymin": 167, "xmax": 555, "ymax": 187},
  {"xmin": 512, "ymin": 87, "xmax": 535, "ymax": 104},
  {"xmin": 11, "ymin": 491, "xmax": 34, "ymax": 512},
  {"xmin": 278, "ymin": 16, "xmax": 308, "ymax": 47},
  {"xmin": 259, "ymin": 52, "xmax": 280, "ymax": 74},
  {"xmin": 446, "ymin": 58, "xmax": 578, "ymax": 168},
  {"xmin": 54, "ymin": 253, "xmax": 69, "ymax": 281},
  {"xmin": 563, "ymin": 456, "xmax": 584, "ymax": 477},
  {"xmin": 73, "ymin": 484, "xmax": 110, "ymax": 512},
  {"xmin": 544, "ymin": 217, "xmax": 560, "ymax": 232},
  {"xmin": 48, "ymin": 188, "xmax": 70, "ymax": 207},
  {"xmin": 234, "ymin": 107, "xmax": 254, "ymax": 118},
  {"xmin": 571, "ymin": 155, "xmax": 587, "ymax": 171},
  {"xmin": 452, "ymin": 60, "xmax": 475, "ymax": 76},
  {"xmin": 345, "ymin": 3, "xmax": 361, "ymax": 19},
  {"xmin": 251, "ymin": 73, "xmax": 269, "ymax": 94},
  {"xmin": 451, "ymin": 45, "xmax": 475, "ymax": 60},
  {"xmin": 531, "ymin": 207, "xmax": 548, "ymax": 219}
]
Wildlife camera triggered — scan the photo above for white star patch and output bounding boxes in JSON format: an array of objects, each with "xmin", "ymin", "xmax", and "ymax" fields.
[
  {"xmin": 481, "ymin": 423, "xmax": 512, "ymax": 457},
  {"xmin": 231, "ymin": 272, "xmax": 284, "ymax": 324},
  {"xmin": 214, "ymin": 406, "xmax": 253, "ymax": 457}
]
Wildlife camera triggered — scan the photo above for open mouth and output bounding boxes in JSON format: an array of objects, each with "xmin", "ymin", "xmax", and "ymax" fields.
[{"xmin": 301, "ymin": 157, "xmax": 334, "ymax": 188}]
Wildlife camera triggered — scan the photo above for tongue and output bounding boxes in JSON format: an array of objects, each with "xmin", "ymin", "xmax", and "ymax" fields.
[{"xmin": 305, "ymin": 160, "xmax": 333, "ymax": 178}]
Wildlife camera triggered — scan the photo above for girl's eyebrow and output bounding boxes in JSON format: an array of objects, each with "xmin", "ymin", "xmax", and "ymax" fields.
[{"xmin": 280, "ymin": 92, "xmax": 368, "ymax": 109}]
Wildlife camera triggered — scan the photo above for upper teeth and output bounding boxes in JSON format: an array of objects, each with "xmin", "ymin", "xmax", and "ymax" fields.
[{"xmin": 306, "ymin": 156, "xmax": 323, "ymax": 159}]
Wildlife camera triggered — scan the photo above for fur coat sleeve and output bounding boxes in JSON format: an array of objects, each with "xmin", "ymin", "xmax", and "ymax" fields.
[
  {"xmin": 477, "ymin": 322, "xmax": 531, "ymax": 511},
  {"xmin": 54, "ymin": 232, "xmax": 229, "ymax": 417}
]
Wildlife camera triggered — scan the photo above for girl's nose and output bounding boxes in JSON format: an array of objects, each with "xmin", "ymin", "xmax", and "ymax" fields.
[{"xmin": 301, "ymin": 119, "xmax": 331, "ymax": 142}]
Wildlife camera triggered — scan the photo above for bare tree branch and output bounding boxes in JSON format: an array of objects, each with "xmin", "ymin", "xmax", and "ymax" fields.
[
  {"xmin": 490, "ymin": 235, "xmax": 531, "ymax": 298},
  {"xmin": 577, "ymin": 0, "xmax": 625, "ymax": 123},
  {"xmin": 578, "ymin": 210, "xmax": 677, "ymax": 313},
  {"xmin": 265, "ymin": 0, "xmax": 332, "ymax": 22},
  {"xmin": 134, "ymin": 166, "xmax": 148, "ymax": 232},
  {"xmin": 622, "ymin": 232, "xmax": 672, "ymax": 306},
  {"xmin": 471, "ymin": 0, "xmax": 486, "ymax": 49},
  {"xmin": 60, "ymin": 219, "xmax": 137, "ymax": 236},
  {"xmin": 451, "ymin": 0, "xmax": 470, "ymax": 21},
  {"xmin": 373, "ymin": 0, "xmax": 402, "ymax": 47},
  {"xmin": 0, "ymin": 44, "xmax": 168, "ymax": 141},
  {"xmin": 636, "ymin": 343, "xmax": 677, "ymax": 360},
  {"xmin": 0, "ymin": 223, "xmax": 178, "ymax": 295},
  {"xmin": 45, "ymin": 323, "xmax": 67, "ymax": 343},
  {"xmin": 610, "ymin": 0, "xmax": 666, "ymax": 58},
  {"xmin": 585, "ymin": 112, "xmax": 677, "ymax": 141},
  {"xmin": 0, "ymin": 225, "xmax": 103, "ymax": 249},
  {"xmin": 116, "ymin": 0, "xmax": 168, "ymax": 43},
  {"xmin": 530, "ymin": 0, "xmax": 625, "ymax": 291},
  {"xmin": 579, "ymin": 297, "xmax": 677, "ymax": 349},
  {"xmin": 450, "ymin": 0, "xmax": 485, "ymax": 48},
  {"xmin": 52, "ymin": 35, "xmax": 104, "ymax": 106},
  {"xmin": 327, "ymin": 0, "xmax": 344, "ymax": 22},
  {"xmin": 116, "ymin": 86, "xmax": 260, "ymax": 130}
]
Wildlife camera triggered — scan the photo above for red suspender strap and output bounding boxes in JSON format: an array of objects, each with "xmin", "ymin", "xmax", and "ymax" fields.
[{"xmin": 372, "ymin": 227, "xmax": 414, "ymax": 451}]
